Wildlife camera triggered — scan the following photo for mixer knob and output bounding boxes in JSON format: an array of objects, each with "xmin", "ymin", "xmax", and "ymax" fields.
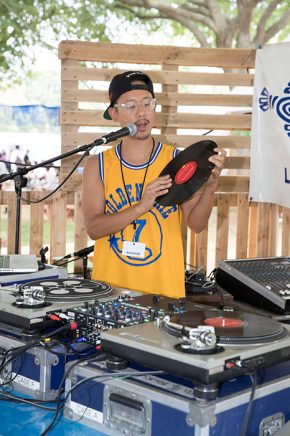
[
  {"xmin": 152, "ymin": 295, "xmax": 160, "ymax": 303},
  {"xmin": 119, "ymin": 310, "xmax": 126, "ymax": 319},
  {"xmin": 168, "ymin": 302, "xmax": 176, "ymax": 311},
  {"xmin": 97, "ymin": 307, "xmax": 104, "ymax": 315},
  {"xmin": 125, "ymin": 312, "xmax": 132, "ymax": 321}
]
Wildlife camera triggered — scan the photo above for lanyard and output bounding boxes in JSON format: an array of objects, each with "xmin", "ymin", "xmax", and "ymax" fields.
[{"xmin": 119, "ymin": 138, "xmax": 155, "ymax": 230}]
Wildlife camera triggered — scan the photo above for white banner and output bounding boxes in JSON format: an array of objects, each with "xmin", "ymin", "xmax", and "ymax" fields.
[{"xmin": 249, "ymin": 42, "xmax": 290, "ymax": 208}]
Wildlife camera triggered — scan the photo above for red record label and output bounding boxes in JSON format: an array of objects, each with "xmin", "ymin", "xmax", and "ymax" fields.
[
  {"xmin": 174, "ymin": 161, "xmax": 197, "ymax": 185},
  {"xmin": 204, "ymin": 317, "xmax": 244, "ymax": 328}
]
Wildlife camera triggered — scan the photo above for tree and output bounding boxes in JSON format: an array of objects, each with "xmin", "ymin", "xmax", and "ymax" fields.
[
  {"xmin": 115, "ymin": 0, "xmax": 290, "ymax": 48},
  {"xmin": 1, "ymin": 0, "xmax": 290, "ymax": 86}
]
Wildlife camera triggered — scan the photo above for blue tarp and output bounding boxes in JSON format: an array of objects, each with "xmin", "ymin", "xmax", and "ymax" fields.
[{"xmin": 0, "ymin": 104, "xmax": 59, "ymax": 128}]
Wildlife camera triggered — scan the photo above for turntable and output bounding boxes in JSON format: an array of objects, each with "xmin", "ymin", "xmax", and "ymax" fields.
[
  {"xmin": 0, "ymin": 278, "xmax": 141, "ymax": 330},
  {"xmin": 101, "ymin": 308, "xmax": 290, "ymax": 398}
]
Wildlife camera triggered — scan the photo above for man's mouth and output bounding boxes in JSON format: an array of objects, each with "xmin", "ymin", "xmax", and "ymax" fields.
[{"xmin": 135, "ymin": 120, "xmax": 149, "ymax": 131}]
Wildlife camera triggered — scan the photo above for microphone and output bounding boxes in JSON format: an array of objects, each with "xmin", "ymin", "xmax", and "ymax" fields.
[
  {"xmin": 101, "ymin": 123, "xmax": 137, "ymax": 144},
  {"xmin": 63, "ymin": 245, "xmax": 94, "ymax": 259}
]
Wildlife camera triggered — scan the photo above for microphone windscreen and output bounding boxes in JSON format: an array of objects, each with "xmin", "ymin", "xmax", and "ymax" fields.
[{"xmin": 127, "ymin": 123, "xmax": 137, "ymax": 136}]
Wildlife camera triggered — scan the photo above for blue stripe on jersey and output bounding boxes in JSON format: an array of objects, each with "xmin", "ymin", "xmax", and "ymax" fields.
[
  {"xmin": 98, "ymin": 152, "xmax": 104, "ymax": 181},
  {"xmin": 115, "ymin": 142, "xmax": 162, "ymax": 169},
  {"xmin": 173, "ymin": 147, "xmax": 181, "ymax": 158}
]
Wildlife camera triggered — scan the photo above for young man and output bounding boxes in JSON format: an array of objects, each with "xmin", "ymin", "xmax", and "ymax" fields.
[{"xmin": 82, "ymin": 71, "xmax": 226, "ymax": 299}]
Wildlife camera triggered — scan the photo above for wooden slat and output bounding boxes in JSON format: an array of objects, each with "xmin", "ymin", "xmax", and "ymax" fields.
[
  {"xmin": 62, "ymin": 67, "xmax": 254, "ymax": 87},
  {"xmin": 248, "ymin": 202, "xmax": 258, "ymax": 258},
  {"xmin": 257, "ymin": 203, "xmax": 271, "ymax": 257},
  {"xmin": 215, "ymin": 194, "xmax": 230, "ymax": 265},
  {"xmin": 236, "ymin": 194, "xmax": 249, "ymax": 258},
  {"xmin": 268, "ymin": 204, "xmax": 278, "ymax": 256},
  {"xmin": 50, "ymin": 191, "xmax": 67, "ymax": 259},
  {"xmin": 7, "ymin": 192, "xmax": 16, "ymax": 254},
  {"xmin": 216, "ymin": 176, "xmax": 249, "ymax": 193},
  {"xmin": 226, "ymin": 156, "xmax": 250, "ymax": 169},
  {"xmin": 60, "ymin": 110, "xmax": 252, "ymax": 130},
  {"xmin": 62, "ymin": 89, "xmax": 253, "ymax": 107},
  {"xmin": 282, "ymin": 207, "xmax": 290, "ymax": 255},
  {"xmin": 59, "ymin": 41, "xmax": 256, "ymax": 69},
  {"xmin": 73, "ymin": 190, "xmax": 88, "ymax": 273},
  {"xmin": 195, "ymin": 227, "xmax": 209, "ymax": 269},
  {"xmin": 30, "ymin": 192, "xmax": 44, "ymax": 255},
  {"xmin": 61, "ymin": 132, "xmax": 251, "ymax": 149},
  {"xmin": 189, "ymin": 230, "xmax": 196, "ymax": 267}
]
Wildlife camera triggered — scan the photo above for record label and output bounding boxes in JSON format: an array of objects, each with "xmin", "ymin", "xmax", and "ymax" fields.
[
  {"xmin": 157, "ymin": 140, "xmax": 217, "ymax": 206},
  {"xmin": 204, "ymin": 317, "xmax": 244, "ymax": 328},
  {"xmin": 175, "ymin": 161, "xmax": 197, "ymax": 184}
]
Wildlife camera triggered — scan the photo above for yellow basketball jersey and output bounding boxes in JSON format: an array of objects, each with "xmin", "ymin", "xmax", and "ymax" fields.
[{"xmin": 91, "ymin": 141, "xmax": 185, "ymax": 298}]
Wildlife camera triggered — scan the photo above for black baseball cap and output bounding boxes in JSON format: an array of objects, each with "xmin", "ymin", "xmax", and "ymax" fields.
[{"xmin": 103, "ymin": 71, "xmax": 155, "ymax": 120}]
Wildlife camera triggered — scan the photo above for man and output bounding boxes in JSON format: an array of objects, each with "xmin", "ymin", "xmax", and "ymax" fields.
[{"xmin": 82, "ymin": 71, "xmax": 226, "ymax": 298}]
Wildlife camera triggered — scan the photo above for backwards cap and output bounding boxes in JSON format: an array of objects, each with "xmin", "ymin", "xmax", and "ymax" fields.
[{"xmin": 103, "ymin": 71, "xmax": 155, "ymax": 120}]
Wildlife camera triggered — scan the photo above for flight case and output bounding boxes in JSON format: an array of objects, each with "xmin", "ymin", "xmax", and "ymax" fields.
[{"xmin": 64, "ymin": 357, "xmax": 290, "ymax": 436}]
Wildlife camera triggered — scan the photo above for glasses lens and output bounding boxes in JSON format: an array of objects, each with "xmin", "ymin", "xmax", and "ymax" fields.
[{"xmin": 115, "ymin": 98, "xmax": 156, "ymax": 112}]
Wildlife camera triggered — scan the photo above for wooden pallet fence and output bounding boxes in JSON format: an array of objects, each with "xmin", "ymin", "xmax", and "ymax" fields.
[{"xmin": 0, "ymin": 41, "xmax": 288, "ymax": 273}]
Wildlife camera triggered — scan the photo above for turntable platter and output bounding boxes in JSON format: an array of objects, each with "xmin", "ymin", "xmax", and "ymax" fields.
[{"xmin": 169, "ymin": 310, "xmax": 288, "ymax": 345}]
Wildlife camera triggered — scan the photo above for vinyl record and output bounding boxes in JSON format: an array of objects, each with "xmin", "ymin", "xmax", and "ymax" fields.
[
  {"xmin": 156, "ymin": 140, "xmax": 217, "ymax": 206},
  {"xmin": 169, "ymin": 310, "xmax": 288, "ymax": 345},
  {"xmin": 19, "ymin": 278, "xmax": 117, "ymax": 302}
]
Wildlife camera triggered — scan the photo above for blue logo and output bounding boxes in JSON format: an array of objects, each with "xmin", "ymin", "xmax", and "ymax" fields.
[
  {"xmin": 259, "ymin": 82, "xmax": 290, "ymax": 137},
  {"xmin": 108, "ymin": 209, "xmax": 163, "ymax": 266}
]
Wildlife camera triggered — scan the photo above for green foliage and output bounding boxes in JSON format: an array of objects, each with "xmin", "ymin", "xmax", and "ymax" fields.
[{"xmin": 1, "ymin": 0, "xmax": 290, "ymax": 87}]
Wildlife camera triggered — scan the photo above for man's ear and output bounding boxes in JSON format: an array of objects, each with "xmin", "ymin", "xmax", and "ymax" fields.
[{"xmin": 108, "ymin": 107, "xmax": 118, "ymax": 122}]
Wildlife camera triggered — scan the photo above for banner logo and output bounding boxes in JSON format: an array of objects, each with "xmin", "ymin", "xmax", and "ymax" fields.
[{"xmin": 259, "ymin": 82, "xmax": 290, "ymax": 138}]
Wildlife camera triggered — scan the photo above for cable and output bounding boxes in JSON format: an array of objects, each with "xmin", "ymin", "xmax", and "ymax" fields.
[
  {"xmin": 0, "ymin": 390, "xmax": 60, "ymax": 410},
  {"xmin": 40, "ymin": 350, "xmax": 102, "ymax": 435},
  {"xmin": 239, "ymin": 371, "xmax": 257, "ymax": 436},
  {"xmin": 185, "ymin": 264, "xmax": 217, "ymax": 294},
  {"xmin": 14, "ymin": 151, "xmax": 88, "ymax": 204}
]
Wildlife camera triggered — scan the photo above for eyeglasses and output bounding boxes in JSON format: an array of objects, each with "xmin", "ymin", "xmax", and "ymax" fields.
[{"xmin": 113, "ymin": 98, "xmax": 156, "ymax": 113}]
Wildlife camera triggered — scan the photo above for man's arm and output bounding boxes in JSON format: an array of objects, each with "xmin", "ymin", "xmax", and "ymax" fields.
[
  {"xmin": 82, "ymin": 155, "xmax": 172, "ymax": 240},
  {"xmin": 181, "ymin": 147, "xmax": 226, "ymax": 233}
]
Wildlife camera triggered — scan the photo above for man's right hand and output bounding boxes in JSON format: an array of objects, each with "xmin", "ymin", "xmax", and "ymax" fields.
[{"xmin": 138, "ymin": 175, "xmax": 172, "ymax": 212}]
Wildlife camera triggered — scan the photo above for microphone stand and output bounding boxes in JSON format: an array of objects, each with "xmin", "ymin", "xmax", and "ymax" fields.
[
  {"xmin": 0, "ymin": 135, "xmax": 111, "ymax": 254},
  {"xmin": 82, "ymin": 255, "xmax": 89, "ymax": 279}
]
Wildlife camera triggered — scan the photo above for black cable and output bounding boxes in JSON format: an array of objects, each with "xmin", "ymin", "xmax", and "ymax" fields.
[
  {"xmin": 40, "ymin": 350, "xmax": 102, "ymax": 435},
  {"xmin": 14, "ymin": 150, "xmax": 88, "ymax": 204},
  {"xmin": 239, "ymin": 371, "xmax": 257, "ymax": 436},
  {"xmin": 0, "ymin": 390, "xmax": 60, "ymax": 410},
  {"xmin": 57, "ymin": 369, "xmax": 166, "ymax": 431},
  {"xmin": 0, "ymin": 160, "xmax": 60, "ymax": 170},
  {"xmin": 0, "ymin": 321, "xmax": 77, "ymax": 374}
]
